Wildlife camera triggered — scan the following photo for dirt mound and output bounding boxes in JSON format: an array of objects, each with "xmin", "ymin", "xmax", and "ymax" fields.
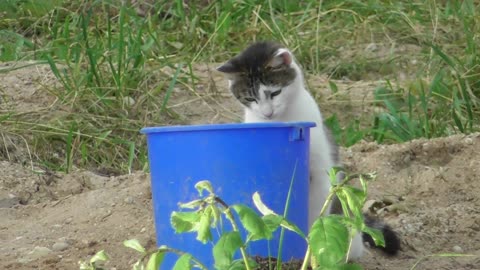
[{"xmin": 1, "ymin": 133, "xmax": 479, "ymax": 269}]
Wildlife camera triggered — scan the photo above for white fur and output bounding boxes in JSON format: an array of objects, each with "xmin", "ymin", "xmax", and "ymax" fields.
[{"xmin": 230, "ymin": 49, "xmax": 364, "ymax": 260}]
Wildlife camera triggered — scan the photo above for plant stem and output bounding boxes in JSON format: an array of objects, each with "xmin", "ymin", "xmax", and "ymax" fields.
[
  {"xmin": 224, "ymin": 207, "xmax": 252, "ymax": 270},
  {"xmin": 300, "ymin": 246, "xmax": 311, "ymax": 270},
  {"xmin": 300, "ymin": 190, "xmax": 337, "ymax": 270},
  {"xmin": 277, "ymin": 160, "xmax": 298, "ymax": 270},
  {"xmin": 345, "ymin": 232, "xmax": 355, "ymax": 263}
]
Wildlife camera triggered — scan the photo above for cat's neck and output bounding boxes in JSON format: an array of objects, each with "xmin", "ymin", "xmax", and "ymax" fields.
[{"xmin": 289, "ymin": 60, "xmax": 307, "ymax": 92}]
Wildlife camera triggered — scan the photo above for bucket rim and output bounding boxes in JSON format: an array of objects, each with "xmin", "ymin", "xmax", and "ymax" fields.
[{"xmin": 140, "ymin": 122, "xmax": 316, "ymax": 134}]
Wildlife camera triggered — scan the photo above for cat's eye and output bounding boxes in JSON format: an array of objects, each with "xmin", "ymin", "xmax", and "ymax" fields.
[
  {"xmin": 271, "ymin": 89, "xmax": 282, "ymax": 98},
  {"xmin": 245, "ymin": 97, "xmax": 257, "ymax": 103}
]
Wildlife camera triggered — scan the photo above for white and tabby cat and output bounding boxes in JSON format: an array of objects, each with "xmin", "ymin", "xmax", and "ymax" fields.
[{"xmin": 217, "ymin": 41, "xmax": 399, "ymax": 259}]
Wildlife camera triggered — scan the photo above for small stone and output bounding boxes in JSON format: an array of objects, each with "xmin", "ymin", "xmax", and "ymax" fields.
[
  {"xmin": 123, "ymin": 96, "xmax": 136, "ymax": 106},
  {"xmin": 65, "ymin": 217, "xmax": 73, "ymax": 224},
  {"xmin": 403, "ymin": 154, "xmax": 412, "ymax": 163},
  {"xmin": 464, "ymin": 137, "xmax": 473, "ymax": 145},
  {"xmin": 52, "ymin": 241, "xmax": 70, "ymax": 252},
  {"xmin": 363, "ymin": 199, "xmax": 382, "ymax": 213},
  {"xmin": 140, "ymin": 227, "xmax": 146, "ymax": 233},
  {"xmin": 18, "ymin": 246, "xmax": 52, "ymax": 263},
  {"xmin": 0, "ymin": 197, "xmax": 20, "ymax": 208},
  {"xmin": 124, "ymin": 197, "xmax": 134, "ymax": 204},
  {"xmin": 453, "ymin": 245, "xmax": 463, "ymax": 253},
  {"xmin": 365, "ymin": 43, "xmax": 378, "ymax": 52}
]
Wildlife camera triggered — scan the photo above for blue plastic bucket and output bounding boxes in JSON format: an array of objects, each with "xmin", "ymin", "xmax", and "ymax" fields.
[{"xmin": 141, "ymin": 122, "xmax": 315, "ymax": 269}]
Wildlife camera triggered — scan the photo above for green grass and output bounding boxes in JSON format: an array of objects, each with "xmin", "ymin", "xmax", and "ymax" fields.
[{"xmin": 0, "ymin": 0, "xmax": 479, "ymax": 173}]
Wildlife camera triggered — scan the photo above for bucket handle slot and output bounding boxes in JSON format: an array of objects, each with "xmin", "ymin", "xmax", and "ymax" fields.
[{"xmin": 290, "ymin": 127, "xmax": 305, "ymax": 141}]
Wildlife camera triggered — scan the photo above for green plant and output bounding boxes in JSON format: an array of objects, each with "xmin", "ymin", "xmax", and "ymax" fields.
[
  {"xmin": 79, "ymin": 250, "xmax": 109, "ymax": 270},
  {"xmin": 78, "ymin": 168, "xmax": 384, "ymax": 270},
  {"xmin": 325, "ymin": 114, "xmax": 365, "ymax": 147}
]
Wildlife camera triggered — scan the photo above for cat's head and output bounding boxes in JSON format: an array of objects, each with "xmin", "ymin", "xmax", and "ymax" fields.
[{"xmin": 217, "ymin": 41, "xmax": 302, "ymax": 119}]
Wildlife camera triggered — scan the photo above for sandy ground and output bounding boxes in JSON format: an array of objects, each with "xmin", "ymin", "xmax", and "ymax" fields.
[{"xmin": 0, "ymin": 62, "xmax": 479, "ymax": 270}]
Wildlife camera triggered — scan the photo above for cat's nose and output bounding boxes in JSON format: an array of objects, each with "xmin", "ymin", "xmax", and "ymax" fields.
[
  {"xmin": 260, "ymin": 105, "xmax": 274, "ymax": 119},
  {"xmin": 263, "ymin": 111, "xmax": 274, "ymax": 118}
]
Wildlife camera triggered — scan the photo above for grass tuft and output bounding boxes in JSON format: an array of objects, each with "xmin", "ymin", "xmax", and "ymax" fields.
[{"xmin": 1, "ymin": 0, "xmax": 479, "ymax": 173}]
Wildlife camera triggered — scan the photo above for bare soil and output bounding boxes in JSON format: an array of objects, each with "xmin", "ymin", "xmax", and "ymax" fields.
[{"xmin": 0, "ymin": 63, "xmax": 479, "ymax": 270}]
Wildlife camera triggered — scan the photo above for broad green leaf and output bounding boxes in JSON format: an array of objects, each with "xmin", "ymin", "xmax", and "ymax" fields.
[
  {"xmin": 262, "ymin": 214, "xmax": 283, "ymax": 233},
  {"xmin": 340, "ymin": 187, "xmax": 365, "ymax": 218},
  {"xmin": 328, "ymin": 167, "xmax": 339, "ymax": 186},
  {"xmin": 341, "ymin": 215, "xmax": 363, "ymax": 233},
  {"xmin": 335, "ymin": 191, "xmax": 351, "ymax": 218},
  {"xmin": 173, "ymin": 254, "xmax": 192, "ymax": 270},
  {"xmin": 232, "ymin": 204, "xmax": 271, "ymax": 240},
  {"xmin": 197, "ymin": 207, "xmax": 213, "ymax": 243},
  {"xmin": 358, "ymin": 174, "xmax": 368, "ymax": 194},
  {"xmin": 123, "ymin": 239, "xmax": 146, "ymax": 254},
  {"xmin": 195, "ymin": 180, "xmax": 213, "ymax": 196},
  {"xmin": 78, "ymin": 261, "xmax": 91, "ymax": 270},
  {"xmin": 280, "ymin": 218, "xmax": 307, "ymax": 239},
  {"xmin": 309, "ymin": 216, "xmax": 349, "ymax": 267},
  {"xmin": 171, "ymin": 212, "xmax": 200, "ymax": 233},
  {"xmin": 146, "ymin": 250, "xmax": 165, "ymax": 270},
  {"xmin": 362, "ymin": 226, "xmax": 385, "ymax": 247},
  {"xmin": 213, "ymin": 231, "xmax": 243, "ymax": 269},
  {"xmin": 89, "ymin": 250, "xmax": 109, "ymax": 264},
  {"xmin": 252, "ymin": 192, "xmax": 276, "ymax": 216},
  {"xmin": 262, "ymin": 214, "xmax": 306, "ymax": 239},
  {"xmin": 252, "ymin": 192, "xmax": 305, "ymax": 238},
  {"xmin": 178, "ymin": 199, "xmax": 204, "ymax": 209},
  {"xmin": 329, "ymin": 80, "xmax": 339, "ymax": 93}
]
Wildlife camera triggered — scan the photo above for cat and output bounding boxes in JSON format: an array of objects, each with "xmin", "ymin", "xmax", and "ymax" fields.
[{"xmin": 217, "ymin": 41, "xmax": 400, "ymax": 260}]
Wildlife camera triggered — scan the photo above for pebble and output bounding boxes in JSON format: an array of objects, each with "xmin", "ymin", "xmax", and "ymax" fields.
[
  {"xmin": 365, "ymin": 43, "xmax": 378, "ymax": 52},
  {"xmin": 362, "ymin": 199, "xmax": 381, "ymax": 213},
  {"xmin": 65, "ymin": 217, "xmax": 73, "ymax": 224},
  {"xmin": 464, "ymin": 137, "xmax": 473, "ymax": 145},
  {"xmin": 140, "ymin": 227, "xmax": 146, "ymax": 233},
  {"xmin": 123, "ymin": 96, "xmax": 136, "ymax": 107},
  {"xmin": 52, "ymin": 241, "xmax": 70, "ymax": 252},
  {"xmin": 453, "ymin": 245, "xmax": 463, "ymax": 253},
  {"xmin": 0, "ymin": 197, "xmax": 20, "ymax": 208},
  {"xmin": 18, "ymin": 246, "xmax": 52, "ymax": 263},
  {"xmin": 124, "ymin": 197, "xmax": 134, "ymax": 204}
]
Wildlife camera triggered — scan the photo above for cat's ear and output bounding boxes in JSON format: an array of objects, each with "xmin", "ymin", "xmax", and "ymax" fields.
[
  {"xmin": 217, "ymin": 61, "xmax": 239, "ymax": 73},
  {"xmin": 268, "ymin": 48, "xmax": 292, "ymax": 68},
  {"xmin": 216, "ymin": 61, "xmax": 241, "ymax": 79}
]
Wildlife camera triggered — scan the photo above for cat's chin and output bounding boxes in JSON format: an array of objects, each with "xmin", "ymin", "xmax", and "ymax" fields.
[
  {"xmin": 258, "ymin": 113, "xmax": 278, "ymax": 121},
  {"xmin": 246, "ymin": 113, "xmax": 275, "ymax": 122}
]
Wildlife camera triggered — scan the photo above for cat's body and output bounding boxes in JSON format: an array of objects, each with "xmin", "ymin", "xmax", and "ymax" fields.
[
  {"xmin": 240, "ymin": 57, "xmax": 337, "ymax": 227},
  {"xmin": 217, "ymin": 41, "xmax": 399, "ymax": 260}
]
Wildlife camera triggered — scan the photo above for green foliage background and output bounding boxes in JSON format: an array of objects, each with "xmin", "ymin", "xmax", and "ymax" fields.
[{"xmin": 1, "ymin": 0, "xmax": 479, "ymax": 173}]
